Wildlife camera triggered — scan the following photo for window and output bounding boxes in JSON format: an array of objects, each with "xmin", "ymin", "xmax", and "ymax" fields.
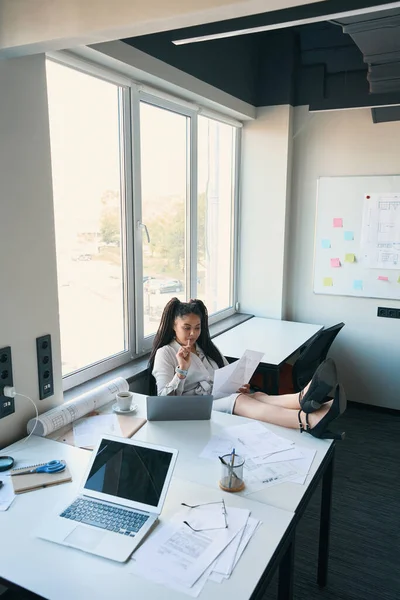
[
  {"xmin": 46, "ymin": 57, "xmax": 240, "ymax": 387},
  {"xmin": 198, "ymin": 116, "xmax": 237, "ymax": 314},
  {"xmin": 140, "ymin": 102, "xmax": 189, "ymax": 338}
]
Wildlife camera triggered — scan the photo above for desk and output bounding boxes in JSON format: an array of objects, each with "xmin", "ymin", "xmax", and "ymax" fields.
[
  {"xmin": 132, "ymin": 398, "xmax": 335, "ymax": 588},
  {"xmin": 0, "ymin": 436, "xmax": 295, "ymax": 600},
  {"xmin": 213, "ymin": 317, "xmax": 323, "ymax": 394}
]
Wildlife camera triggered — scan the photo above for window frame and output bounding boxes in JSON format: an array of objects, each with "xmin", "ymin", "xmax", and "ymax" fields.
[{"xmin": 46, "ymin": 52, "xmax": 242, "ymax": 390}]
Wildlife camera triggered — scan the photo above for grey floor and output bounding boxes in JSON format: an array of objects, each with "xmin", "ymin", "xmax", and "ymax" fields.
[{"xmin": 266, "ymin": 402, "xmax": 400, "ymax": 600}]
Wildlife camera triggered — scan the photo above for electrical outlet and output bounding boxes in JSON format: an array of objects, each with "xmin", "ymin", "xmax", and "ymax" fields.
[
  {"xmin": 377, "ymin": 306, "xmax": 400, "ymax": 319},
  {"xmin": 36, "ymin": 334, "xmax": 54, "ymax": 399},
  {"xmin": 0, "ymin": 346, "xmax": 15, "ymax": 418}
]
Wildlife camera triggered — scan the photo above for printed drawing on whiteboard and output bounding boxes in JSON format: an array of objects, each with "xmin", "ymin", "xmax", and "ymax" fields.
[{"xmin": 360, "ymin": 193, "xmax": 400, "ymax": 269}]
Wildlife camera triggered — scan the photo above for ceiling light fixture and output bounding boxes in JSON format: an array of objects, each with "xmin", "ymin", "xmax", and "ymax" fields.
[{"xmin": 172, "ymin": 1, "xmax": 400, "ymax": 45}]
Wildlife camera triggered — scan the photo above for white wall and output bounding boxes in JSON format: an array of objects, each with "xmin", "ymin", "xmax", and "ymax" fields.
[
  {"xmin": 0, "ymin": 55, "xmax": 63, "ymax": 447},
  {"xmin": 287, "ymin": 105, "xmax": 400, "ymax": 409},
  {"xmin": 239, "ymin": 105, "xmax": 293, "ymax": 319}
]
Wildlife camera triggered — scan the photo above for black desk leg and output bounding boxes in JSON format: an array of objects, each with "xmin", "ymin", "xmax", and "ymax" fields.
[
  {"xmin": 317, "ymin": 452, "xmax": 334, "ymax": 587},
  {"xmin": 278, "ymin": 537, "xmax": 295, "ymax": 600},
  {"xmin": 263, "ymin": 367, "xmax": 280, "ymax": 395}
]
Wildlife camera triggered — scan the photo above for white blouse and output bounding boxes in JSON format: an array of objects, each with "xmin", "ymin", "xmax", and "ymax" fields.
[{"xmin": 153, "ymin": 340, "xmax": 229, "ymax": 396}]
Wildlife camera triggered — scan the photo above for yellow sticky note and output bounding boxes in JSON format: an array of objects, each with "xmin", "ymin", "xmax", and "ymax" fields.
[
  {"xmin": 345, "ymin": 253, "xmax": 355, "ymax": 263},
  {"xmin": 323, "ymin": 277, "xmax": 333, "ymax": 287},
  {"xmin": 398, "ymin": 276, "xmax": 400, "ymax": 284}
]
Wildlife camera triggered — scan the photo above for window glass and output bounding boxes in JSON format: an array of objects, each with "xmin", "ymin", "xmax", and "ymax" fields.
[
  {"xmin": 46, "ymin": 61, "xmax": 127, "ymax": 376},
  {"xmin": 198, "ymin": 116, "xmax": 236, "ymax": 314},
  {"xmin": 140, "ymin": 102, "xmax": 188, "ymax": 337}
]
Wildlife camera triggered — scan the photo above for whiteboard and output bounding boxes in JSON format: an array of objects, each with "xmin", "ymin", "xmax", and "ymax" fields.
[{"xmin": 314, "ymin": 175, "xmax": 400, "ymax": 299}]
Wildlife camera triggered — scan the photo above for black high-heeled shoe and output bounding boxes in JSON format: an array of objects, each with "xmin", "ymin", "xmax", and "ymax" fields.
[
  {"xmin": 298, "ymin": 383, "xmax": 346, "ymax": 440},
  {"xmin": 299, "ymin": 358, "xmax": 338, "ymax": 414}
]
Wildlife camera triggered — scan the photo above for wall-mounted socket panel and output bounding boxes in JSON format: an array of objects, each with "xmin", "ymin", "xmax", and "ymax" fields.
[
  {"xmin": 36, "ymin": 334, "xmax": 54, "ymax": 400},
  {"xmin": 377, "ymin": 307, "xmax": 400, "ymax": 319},
  {"xmin": 0, "ymin": 346, "xmax": 15, "ymax": 419}
]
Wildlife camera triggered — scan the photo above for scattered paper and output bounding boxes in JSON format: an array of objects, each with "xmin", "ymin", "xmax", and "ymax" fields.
[
  {"xmin": 251, "ymin": 446, "xmax": 304, "ymax": 465},
  {"xmin": 73, "ymin": 414, "xmax": 122, "ymax": 448},
  {"xmin": 323, "ymin": 277, "xmax": 333, "ymax": 287},
  {"xmin": 333, "ymin": 218, "xmax": 343, "ymax": 228},
  {"xmin": 321, "ymin": 239, "xmax": 331, "ymax": 249},
  {"xmin": 212, "ymin": 350, "xmax": 264, "ymax": 399},
  {"xmin": 199, "ymin": 435, "xmax": 247, "ymax": 461},
  {"xmin": 285, "ymin": 448, "xmax": 316, "ymax": 485},
  {"xmin": 128, "ymin": 505, "xmax": 249, "ymax": 591},
  {"xmin": 344, "ymin": 231, "xmax": 354, "ymax": 241},
  {"xmin": 0, "ymin": 477, "xmax": 15, "ymax": 511},
  {"xmin": 242, "ymin": 461, "xmax": 300, "ymax": 495},
  {"xmin": 222, "ymin": 422, "xmax": 294, "ymax": 459},
  {"xmin": 330, "ymin": 258, "xmax": 341, "ymax": 268},
  {"xmin": 345, "ymin": 253, "xmax": 355, "ymax": 263},
  {"xmin": 353, "ymin": 280, "xmax": 363, "ymax": 290}
]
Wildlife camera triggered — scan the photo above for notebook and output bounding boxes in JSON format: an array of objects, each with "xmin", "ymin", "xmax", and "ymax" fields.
[
  {"xmin": 11, "ymin": 461, "xmax": 72, "ymax": 494},
  {"xmin": 146, "ymin": 395, "xmax": 213, "ymax": 421},
  {"xmin": 35, "ymin": 435, "xmax": 178, "ymax": 562}
]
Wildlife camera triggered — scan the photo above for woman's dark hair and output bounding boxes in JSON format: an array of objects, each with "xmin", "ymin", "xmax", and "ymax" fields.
[{"xmin": 148, "ymin": 298, "xmax": 225, "ymax": 372}]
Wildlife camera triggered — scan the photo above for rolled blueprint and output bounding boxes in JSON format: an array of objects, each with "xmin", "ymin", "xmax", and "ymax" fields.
[{"xmin": 27, "ymin": 377, "xmax": 129, "ymax": 436}]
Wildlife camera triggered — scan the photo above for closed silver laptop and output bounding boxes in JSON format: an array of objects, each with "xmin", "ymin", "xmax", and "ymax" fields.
[
  {"xmin": 146, "ymin": 395, "xmax": 213, "ymax": 421},
  {"xmin": 36, "ymin": 435, "xmax": 178, "ymax": 562}
]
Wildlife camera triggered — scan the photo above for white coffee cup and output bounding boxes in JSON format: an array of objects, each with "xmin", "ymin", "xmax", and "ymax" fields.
[{"xmin": 116, "ymin": 391, "xmax": 133, "ymax": 411}]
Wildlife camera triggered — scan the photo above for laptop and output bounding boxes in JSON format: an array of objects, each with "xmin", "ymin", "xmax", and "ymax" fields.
[
  {"xmin": 36, "ymin": 435, "xmax": 178, "ymax": 562},
  {"xmin": 146, "ymin": 395, "xmax": 213, "ymax": 421}
]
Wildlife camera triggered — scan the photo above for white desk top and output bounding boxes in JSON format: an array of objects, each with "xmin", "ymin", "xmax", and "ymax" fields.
[
  {"xmin": 0, "ymin": 436, "xmax": 293, "ymax": 600},
  {"xmin": 213, "ymin": 317, "xmax": 323, "ymax": 366},
  {"xmin": 131, "ymin": 395, "xmax": 333, "ymax": 514}
]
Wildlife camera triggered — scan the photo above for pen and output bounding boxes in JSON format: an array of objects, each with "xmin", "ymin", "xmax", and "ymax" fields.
[
  {"xmin": 0, "ymin": 480, "xmax": 3, "ymax": 489},
  {"xmin": 228, "ymin": 448, "xmax": 235, "ymax": 489}
]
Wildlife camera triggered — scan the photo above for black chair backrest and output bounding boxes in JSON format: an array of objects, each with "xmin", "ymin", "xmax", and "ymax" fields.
[
  {"xmin": 148, "ymin": 368, "xmax": 157, "ymax": 396},
  {"xmin": 292, "ymin": 322, "xmax": 345, "ymax": 392}
]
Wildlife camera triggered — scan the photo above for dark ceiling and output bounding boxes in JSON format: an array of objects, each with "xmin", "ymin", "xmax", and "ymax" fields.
[{"xmin": 122, "ymin": 0, "xmax": 400, "ymax": 120}]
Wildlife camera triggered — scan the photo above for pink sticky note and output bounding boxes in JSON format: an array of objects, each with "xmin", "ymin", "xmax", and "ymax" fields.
[
  {"xmin": 333, "ymin": 218, "xmax": 343, "ymax": 228},
  {"xmin": 378, "ymin": 275, "xmax": 389, "ymax": 281},
  {"xmin": 330, "ymin": 258, "xmax": 341, "ymax": 268}
]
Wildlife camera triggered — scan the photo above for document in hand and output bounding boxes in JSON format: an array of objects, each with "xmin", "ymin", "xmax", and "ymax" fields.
[{"xmin": 212, "ymin": 350, "xmax": 264, "ymax": 399}]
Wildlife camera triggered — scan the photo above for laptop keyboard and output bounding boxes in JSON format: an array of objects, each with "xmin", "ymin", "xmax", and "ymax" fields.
[{"xmin": 60, "ymin": 498, "xmax": 149, "ymax": 536}]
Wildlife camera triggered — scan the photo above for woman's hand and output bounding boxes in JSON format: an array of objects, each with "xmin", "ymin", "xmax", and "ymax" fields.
[
  {"xmin": 176, "ymin": 341, "xmax": 191, "ymax": 371},
  {"xmin": 237, "ymin": 383, "xmax": 250, "ymax": 395}
]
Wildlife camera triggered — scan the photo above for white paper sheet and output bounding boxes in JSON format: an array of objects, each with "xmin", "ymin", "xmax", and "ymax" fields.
[
  {"xmin": 360, "ymin": 193, "xmax": 400, "ymax": 268},
  {"xmin": 222, "ymin": 422, "xmax": 294, "ymax": 458},
  {"xmin": 72, "ymin": 414, "xmax": 122, "ymax": 448},
  {"xmin": 199, "ymin": 435, "xmax": 248, "ymax": 461},
  {"xmin": 129, "ymin": 505, "xmax": 249, "ymax": 589},
  {"xmin": 212, "ymin": 350, "xmax": 264, "ymax": 399},
  {"xmin": 242, "ymin": 461, "xmax": 300, "ymax": 495},
  {"xmin": 252, "ymin": 446, "xmax": 304, "ymax": 465},
  {"xmin": 286, "ymin": 448, "xmax": 316, "ymax": 484},
  {"xmin": 209, "ymin": 517, "xmax": 261, "ymax": 582},
  {"xmin": 0, "ymin": 476, "xmax": 15, "ymax": 511}
]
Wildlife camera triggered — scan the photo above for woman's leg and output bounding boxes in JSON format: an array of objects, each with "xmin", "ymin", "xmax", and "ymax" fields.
[
  {"xmin": 250, "ymin": 380, "xmax": 312, "ymax": 410},
  {"xmin": 233, "ymin": 393, "xmax": 331, "ymax": 429}
]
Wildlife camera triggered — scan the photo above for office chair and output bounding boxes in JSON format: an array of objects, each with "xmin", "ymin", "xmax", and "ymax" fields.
[
  {"xmin": 290, "ymin": 322, "xmax": 345, "ymax": 392},
  {"xmin": 147, "ymin": 368, "xmax": 157, "ymax": 396}
]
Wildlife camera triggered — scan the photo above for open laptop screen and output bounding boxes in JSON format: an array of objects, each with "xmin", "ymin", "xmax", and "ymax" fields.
[{"xmin": 84, "ymin": 439, "xmax": 173, "ymax": 507}]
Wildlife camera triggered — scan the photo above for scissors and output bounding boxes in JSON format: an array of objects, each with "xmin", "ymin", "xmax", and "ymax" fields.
[{"xmin": 12, "ymin": 460, "xmax": 66, "ymax": 476}]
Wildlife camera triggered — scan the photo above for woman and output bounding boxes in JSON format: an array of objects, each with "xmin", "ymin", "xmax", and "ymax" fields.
[{"xmin": 149, "ymin": 298, "xmax": 346, "ymax": 440}]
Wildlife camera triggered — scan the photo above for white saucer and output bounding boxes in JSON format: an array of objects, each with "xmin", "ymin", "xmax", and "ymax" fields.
[{"xmin": 112, "ymin": 403, "xmax": 138, "ymax": 415}]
